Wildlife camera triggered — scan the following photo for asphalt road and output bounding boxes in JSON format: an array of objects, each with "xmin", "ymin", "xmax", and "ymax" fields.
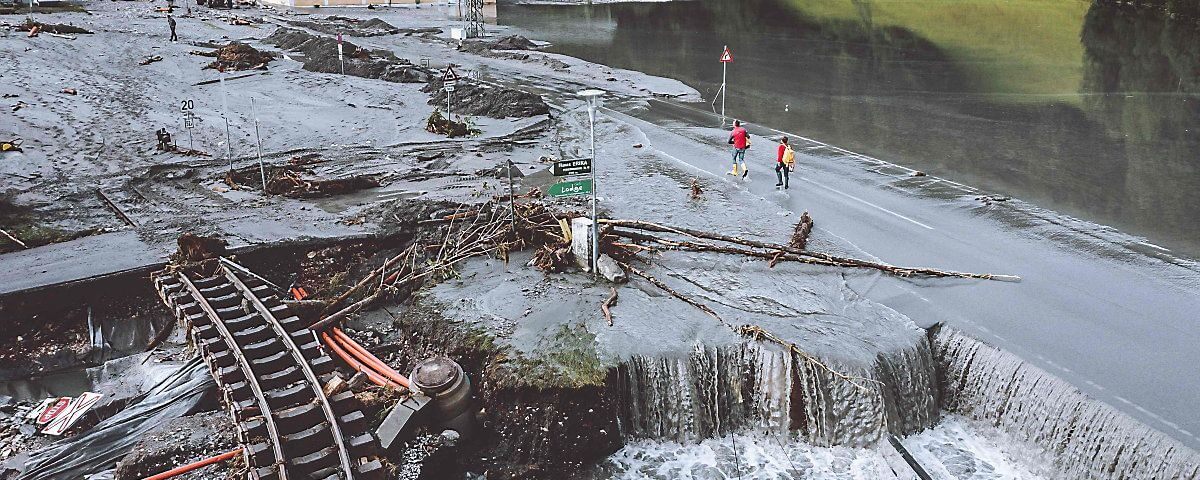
[{"xmin": 605, "ymin": 98, "xmax": 1200, "ymax": 450}]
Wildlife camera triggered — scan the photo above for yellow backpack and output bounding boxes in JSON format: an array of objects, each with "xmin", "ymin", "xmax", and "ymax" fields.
[{"xmin": 782, "ymin": 145, "xmax": 795, "ymax": 166}]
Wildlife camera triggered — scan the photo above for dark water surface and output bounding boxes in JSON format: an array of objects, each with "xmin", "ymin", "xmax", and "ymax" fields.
[{"xmin": 499, "ymin": 0, "xmax": 1200, "ymax": 257}]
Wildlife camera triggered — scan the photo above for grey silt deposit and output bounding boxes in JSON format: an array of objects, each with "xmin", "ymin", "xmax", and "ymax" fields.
[{"xmin": 1, "ymin": 1, "xmax": 1199, "ymax": 480}]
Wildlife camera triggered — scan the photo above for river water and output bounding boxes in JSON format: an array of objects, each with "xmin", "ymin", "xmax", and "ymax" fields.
[{"xmin": 498, "ymin": 0, "xmax": 1200, "ymax": 258}]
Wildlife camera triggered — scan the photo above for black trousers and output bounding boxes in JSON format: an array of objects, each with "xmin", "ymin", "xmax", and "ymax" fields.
[
  {"xmin": 775, "ymin": 162, "xmax": 790, "ymax": 185},
  {"xmin": 170, "ymin": 28, "xmax": 177, "ymax": 41}
]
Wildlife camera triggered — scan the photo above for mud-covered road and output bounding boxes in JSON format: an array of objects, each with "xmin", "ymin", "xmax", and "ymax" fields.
[
  {"xmin": 2, "ymin": 1, "xmax": 1197, "ymax": 477},
  {"xmin": 590, "ymin": 97, "xmax": 1200, "ymax": 450}
]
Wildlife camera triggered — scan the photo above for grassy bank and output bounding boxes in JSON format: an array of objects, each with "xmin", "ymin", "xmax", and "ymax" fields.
[{"xmin": 786, "ymin": 0, "xmax": 1091, "ymax": 101}]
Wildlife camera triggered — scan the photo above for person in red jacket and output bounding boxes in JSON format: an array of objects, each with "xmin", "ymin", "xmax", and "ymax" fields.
[
  {"xmin": 728, "ymin": 120, "xmax": 750, "ymax": 178},
  {"xmin": 776, "ymin": 136, "xmax": 792, "ymax": 189}
]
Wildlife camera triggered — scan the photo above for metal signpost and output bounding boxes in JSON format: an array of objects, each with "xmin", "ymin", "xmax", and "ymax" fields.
[
  {"xmin": 218, "ymin": 68, "xmax": 232, "ymax": 171},
  {"xmin": 337, "ymin": 32, "xmax": 345, "ymax": 76},
  {"xmin": 180, "ymin": 99, "xmax": 195, "ymax": 152},
  {"xmin": 442, "ymin": 65, "xmax": 460, "ymax": 118},
  {"xmin": 578, "ymin": 89, "xmax": 605, "ymax": 276},
  {"xmin": 719, "ymin": 45, "xmax": 733, "ymax": 123},
  {"xmin": 251, "ymin": 97, "xmax": 267, "ymax": 192}
]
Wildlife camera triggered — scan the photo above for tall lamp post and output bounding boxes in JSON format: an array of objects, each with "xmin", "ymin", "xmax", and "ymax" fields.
[{"xmin": 577, "ymin": 89, "xmax": 605, "ymax": 277}]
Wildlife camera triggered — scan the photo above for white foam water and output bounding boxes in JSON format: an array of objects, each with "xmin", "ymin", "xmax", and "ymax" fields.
[
  {"xmin": 602, "ymin": 326, "xmax": 1199, "ymax": 479},
  {"xmin": 583, "ymin": 417, "xmax": 1049, "ymax": 480},
  {"xmin": 582, "ymin": 433, "xmax": 893, "ymax": 480},
  {"xmin": 933, "ymin": 326, "xmax": 1200, "ymax": 479},
  {"xmin": 612, "ymin": 339, "xmax": 939, "ymax": 447}
]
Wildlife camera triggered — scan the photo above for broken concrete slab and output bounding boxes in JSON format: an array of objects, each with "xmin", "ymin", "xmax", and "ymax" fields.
[{"xmin": 376, "ymin": 394, "xmax": 431, "ymax": 452}]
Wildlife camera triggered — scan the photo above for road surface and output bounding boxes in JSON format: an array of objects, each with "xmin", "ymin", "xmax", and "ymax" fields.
[{"xmin": 603, "ymin": 98, "xmax": 1200, "ymax": 450}]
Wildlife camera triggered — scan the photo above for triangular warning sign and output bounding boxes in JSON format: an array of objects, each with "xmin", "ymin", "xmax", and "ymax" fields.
[
  {"xmin": 719, "ymin": 46, "xmax": 733, "ymax": 63},
  {"xmin": 442, "ymin": 65, "xmax": 461, "ymax": 82}
]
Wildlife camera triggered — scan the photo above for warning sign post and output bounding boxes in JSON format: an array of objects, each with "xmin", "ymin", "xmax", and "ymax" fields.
[{"xmin": 719, "ymin": 45, "xmax": 733, "ymax": 122}]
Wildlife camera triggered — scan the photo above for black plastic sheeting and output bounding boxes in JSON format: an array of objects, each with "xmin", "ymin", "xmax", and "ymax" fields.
[{"xmin": 17, "ymin": 357, "xmax": 215, "ymax": 480}]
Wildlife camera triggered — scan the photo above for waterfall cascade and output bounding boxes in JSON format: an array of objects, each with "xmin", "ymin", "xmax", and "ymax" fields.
[
  {"xmin": 611, "ymin": 339, "xmax": 939, "ymax": 448},
  {"xmin": 932, "ymin": 326, "xmax": 1200, "ymax": 479}
]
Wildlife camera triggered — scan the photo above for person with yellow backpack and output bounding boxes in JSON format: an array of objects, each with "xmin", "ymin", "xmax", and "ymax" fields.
[{"xmin": 775, "ymin": 136, "xmax": 794, "ymax": 189}]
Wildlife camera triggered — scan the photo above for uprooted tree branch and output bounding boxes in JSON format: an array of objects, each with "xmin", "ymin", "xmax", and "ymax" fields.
[
  {"xmin": 599, "ymin": 218, "xmax": 1020, "ymax": 282},
  {"xmin": 306, "ymin": 199, "xmax": 1017, "ymax": 393}
]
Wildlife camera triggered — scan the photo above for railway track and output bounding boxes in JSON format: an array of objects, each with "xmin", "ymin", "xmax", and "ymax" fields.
[{"xmin": 154, "ymin": 258, "xmax": 385, "ymax": 480}]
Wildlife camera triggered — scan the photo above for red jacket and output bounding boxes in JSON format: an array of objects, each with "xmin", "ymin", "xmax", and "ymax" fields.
[
  {"xmin": 777, "ymin": 144, "xmax": 786, "ymax": 163},
  {"xmin": 730, "ymin": 127, "xmax": 748, "ymax": 149}
]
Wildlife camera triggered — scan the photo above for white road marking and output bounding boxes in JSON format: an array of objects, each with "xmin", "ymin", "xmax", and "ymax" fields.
[
  {"xmin": 799, "ymin": 177, "xmax": 935, "ymax": 230},
  {"xmin": 1137, "ymin": 241, "xmax": 1170, "ymax": 252}
]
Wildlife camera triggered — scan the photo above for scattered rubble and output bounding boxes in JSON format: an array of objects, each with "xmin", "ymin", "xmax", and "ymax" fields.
[
  {"xmin": 422, "ymin": 80, "xmax": 549, "ymax": 119},
  {"xmin": 264, "ymin": 27, "xmax": 432, "ymax": 83},
  {"xmin": 138, "ymin": 55, "xmax": 162, "ymax": 66},
  {"xmin": 0, "ymin": 3, "xmax": 87, "ymax": 14},
  {"xmin": 283, "ymin": 16, "xmax": 438, "ymax": 37},
  {"xmin": 223, "ymin": 162, "xmax": 381, "ymax": 198},
  {"xmin": 112, "ymin": 411, "xmax": 237, "ymax": 480},
  {"xmin": 196, "ymin": 42, "xmax": 272, "ymax": 71},
  {"xmin": 14, "ymin": 19, "xmax": 91, "ymax": 35},
  {"xmin": 490, "ymin": 35, "xmax": 539, "ymax": 51},
  {"xmin": 174, "ymin": 233, "xmax": 228, "ymax": 263},
  {"xmin": 425, "ymin": 110, "xmax": 481, "ymax": 138}
]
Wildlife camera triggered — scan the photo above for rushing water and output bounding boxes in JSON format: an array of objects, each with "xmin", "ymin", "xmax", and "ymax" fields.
[
  {"xmin": 612, "ymin": 340, "xmax": 938, "ymax": 448},
  {"xmin": 596, "ymin": 326, "xmax": 1200, "ymax": 478},
  {"xmin": 582, "ymin": 416, "xmax": 1050, "ymax": 479},
  {"xmin": 933, "ymin": 326, "xmax": 1200, "ymax": 479},
  {"xmin": 499, "ymin": 0, "xmax": 1200, "ymax": 257}
]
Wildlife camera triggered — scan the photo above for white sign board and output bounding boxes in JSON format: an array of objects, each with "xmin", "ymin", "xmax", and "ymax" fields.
[{"xmin": 42, "ymin": 392, "xmax": 103, "ymax": 436}]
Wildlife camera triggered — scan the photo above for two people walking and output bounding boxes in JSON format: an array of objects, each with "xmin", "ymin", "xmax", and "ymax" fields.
[{"xmin": 728, "ymin": 120, "xmax": 795, "ymax": 189}]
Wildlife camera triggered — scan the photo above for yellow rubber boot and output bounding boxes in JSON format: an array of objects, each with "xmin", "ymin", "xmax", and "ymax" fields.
[{"xmin": 729, "ymin": 164, "xmax": 740, "ymax": 176}]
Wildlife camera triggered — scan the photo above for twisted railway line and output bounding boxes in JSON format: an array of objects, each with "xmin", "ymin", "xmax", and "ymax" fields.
[{"xmin": 154, "ymin": 258, "xmax": 385, "ymax": 479}]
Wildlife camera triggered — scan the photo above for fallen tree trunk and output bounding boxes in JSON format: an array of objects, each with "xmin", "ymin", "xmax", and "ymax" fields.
[
  {"xmin": 790, "ymin": 211, "xmax": 813, "ymax": 250},
  {"xmin": 609, "ymin": 228, "xmax": 856, "ymax": 269},
  {"xmin": 600, "ymin": 219, "xmax": 1019, "ymax": 282}
]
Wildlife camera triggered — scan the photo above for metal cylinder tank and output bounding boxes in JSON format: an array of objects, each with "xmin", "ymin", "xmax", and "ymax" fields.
[{"xmin": 410, "ymin": 356, "xmax": 474, "ymax": 438}]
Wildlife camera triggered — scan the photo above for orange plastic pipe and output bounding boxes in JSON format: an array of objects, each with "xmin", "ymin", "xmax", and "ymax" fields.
[
  {"xmin": 331, "ymin": 328, "xmax": 410, "ymax": 387},
  {"xmin": 329, "ymin": 330, "xmax": 409, "ymax": 388},
  {"xmin": 143, "ymin": 448, "xmax": 242, "ymax": 480},
  {"xmin": 321, "ymin": 331, "xmax": 391, "ymax": 387}
]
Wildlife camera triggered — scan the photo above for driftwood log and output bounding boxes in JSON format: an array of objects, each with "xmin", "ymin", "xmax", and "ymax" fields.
[
  {"xmin": 601, "ymin": 287, "xmax": 618, "ymax": 326},
  {"xmin": 790, "ymin": 211, "xmax": 813, "ymax": 250},
  {"xmin": 600, "ymin": 219, "xmax": 1019, "ymax": 282}
]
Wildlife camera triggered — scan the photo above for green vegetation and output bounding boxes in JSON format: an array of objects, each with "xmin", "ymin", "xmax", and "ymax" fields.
[
  {"xmin": 785, "ymin": 0, "xmax": 1091, "ymax": 102},
  {"xmin": 499, "ymin": 324, "xmax": 608, "ymax": 390},
  {"xmin": 0, "ymin": 197, "xmax": 92, "ymax": 254}
]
